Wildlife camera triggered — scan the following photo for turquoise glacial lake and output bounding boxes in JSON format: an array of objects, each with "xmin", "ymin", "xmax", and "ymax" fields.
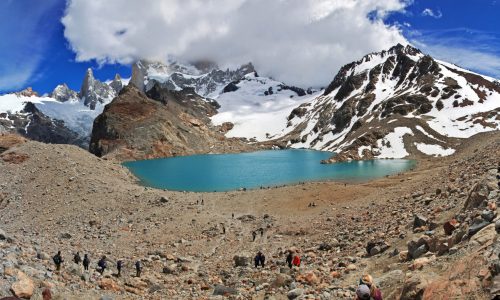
[{"xmin": 123, "ymin": 150, "xmax": 416, "ymax": 192}]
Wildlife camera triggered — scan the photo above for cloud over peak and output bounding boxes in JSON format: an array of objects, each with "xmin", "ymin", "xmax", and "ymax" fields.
[{"xmin": 62, "ymin": 0, "xmax": 409, "ymax": 87}]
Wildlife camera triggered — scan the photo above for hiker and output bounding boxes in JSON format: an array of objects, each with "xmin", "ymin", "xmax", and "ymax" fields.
[
  {"xmin": 73, "ymin": 252, "xmax": 81, "ymax": 264},
  {"xmin": 356, "ymin": 274, "xmax": 382, "ymax": 300},
  {"xmin": 292, "ymin": 253, "xmax": 301, "ymax": 267},
  {"xmin": 83, "ymin": 254, "xmax": 90, "ymax": 271},
  {"xmin": 259, "ymin": 228, "xmax": 264, "ymax": 237},
  {"xmin": 135, "ymin": 260, "xmax": 142, "ymax": 277},
  {"xmin": 232, "ymin": 213, "xmax": 234, "ymax": 219},
  {"xmin": 53, "ymin": 251, "xmax": 63, "ymax": 271},
  {"xmin": 97, "ymin": 256, "xmax": 107, "ymax": 275},
  {"xmin": 254, "ymin": 251, "xmax": 265, "ymax": 268},
  {"xmin": 222, "ymin": 224, "xmax": 226, "ymax": 234},
  {"xmin": 252, "ymin": 231, "xmax": 257, "ymax": 242},
  {"xmin": 286, "ymin": 251, "xmax": 293, "ymax": 268},
  {"xmin": 117, "ymin": 260, "xmax": 123, "ymax": 277}
]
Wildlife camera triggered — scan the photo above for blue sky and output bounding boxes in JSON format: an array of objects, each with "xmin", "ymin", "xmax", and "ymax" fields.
[{"xmin": 0, "ymin": 0, "xmax": 499, "ymax": 95}]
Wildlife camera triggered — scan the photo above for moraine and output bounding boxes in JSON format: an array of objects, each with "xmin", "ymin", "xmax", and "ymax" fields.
[{"xmin": 123, "ymin": 149, "xmax": 416, "ymax": 192}]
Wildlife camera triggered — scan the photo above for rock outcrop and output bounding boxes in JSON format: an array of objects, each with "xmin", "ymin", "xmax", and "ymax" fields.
[{"xmin": 89, "ymin": 85, "xmax": 255, "ymax": 160}]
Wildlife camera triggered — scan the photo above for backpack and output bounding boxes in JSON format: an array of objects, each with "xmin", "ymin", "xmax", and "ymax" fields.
[
  {"xmin": 98, "ymin": 260, "xmax": 106, "ymax": 269},
  {"xmin": 53, "ymin": 255, "xmax": 61, "ymax": 265}
]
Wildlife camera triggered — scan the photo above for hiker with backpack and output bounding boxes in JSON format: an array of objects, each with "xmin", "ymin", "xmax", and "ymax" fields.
[
  {"xmin": 254, "ymin": 251, "xmax": 265, "ymax": 268},
  {"xmin": 286, "ymin": 251, "xmax": 293, "ymax": 268},
  {"xmin": 53, "ymin": 251, "xmax": 63, "ymax": 271},
  {"xmin": 83, "ymin": 254, "xmax": 90, "ymax": 271},
  {"xmin": 355, "ymin": 274, "xmax": 382, "ymax": 300},
  {"xmin": 117, "ymin": 260, "xmax": 123, "ymax": 277},
  {"xmin": 135, "ymin": 260, "xmax": 142, "ymax": 277},
  {"xmin": 73, "ymin": 252, "xmax": 81, "ymax": 264},
  {"xmin": 97, "ymin": 256, "xmax": 107, "ymax": 275}
]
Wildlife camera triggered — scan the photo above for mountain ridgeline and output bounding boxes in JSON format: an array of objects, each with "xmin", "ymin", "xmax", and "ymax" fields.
[{"xmin": 1, "ymin": 44, "xmax": 499, "ymax": 162}]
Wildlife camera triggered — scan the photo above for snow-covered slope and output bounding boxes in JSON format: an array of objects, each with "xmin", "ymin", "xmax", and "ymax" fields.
[
  {"xmin": 0, "ymin": 70, "xmax": 128, "ymax": 146},
  {"xmin": 211, "ymin": 73, "xmax": 319, "ymax": 141},
  {"xmin": 274, "ymin": 44, "xmax": 500, "ymax": 161}
]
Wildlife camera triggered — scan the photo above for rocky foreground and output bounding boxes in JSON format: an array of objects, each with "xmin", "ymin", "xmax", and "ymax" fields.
[{"xmin": 0, "ymin": 131, "xmax": 499, "ymax": 299}]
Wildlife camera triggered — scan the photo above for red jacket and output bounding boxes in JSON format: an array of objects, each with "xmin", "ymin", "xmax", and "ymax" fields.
[{"xmin": 292, "ymin": 255, "xmax": 301, "ymax": 267}]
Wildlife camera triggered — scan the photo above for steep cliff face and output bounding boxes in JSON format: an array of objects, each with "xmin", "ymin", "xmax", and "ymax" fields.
[
  {"xmin": 89, "ymin": 85, "xmax": 256, "ymax": 160},
  {"xmin": 271, "ymin": 44, "xmax": 500, "ymax": 161}
]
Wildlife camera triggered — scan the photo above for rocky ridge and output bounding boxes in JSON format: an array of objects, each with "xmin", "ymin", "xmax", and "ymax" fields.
[{"xmin": 267, "ymin": 44, "xmax": 500, "ymax": 162}]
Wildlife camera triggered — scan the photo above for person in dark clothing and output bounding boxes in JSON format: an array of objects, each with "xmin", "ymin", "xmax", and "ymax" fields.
[
  {"xmin": 135, "ymin": 260, "xmax": 142, "ymax": 277},
  {"xmin": 286, "ymin": 251, "xmax": 293, "ymax": 269},
  {"xmin": 252, "ymin": 231, "xmax": 257, "ymax": 242},
  {"xmin": 254, "ymin": 252, "xmax": 265, "ymax": 268},
  {"xmin": 117, "ymin": 260, "xmax": 123, "ymax": 277},
  {"xmin": 83, "ymin": 254, "xmax": 90, "ymax": 271},
  {"xmin": 73, "ymin": 252, "xmax": 81, "ymax": 264},
  {"xmin": 97, "ymin": 256, "xmax": 107, "ymax": 275},
  {"xmin": 53, "ymin": 251, "xmax": 63, "ymax": 271}
]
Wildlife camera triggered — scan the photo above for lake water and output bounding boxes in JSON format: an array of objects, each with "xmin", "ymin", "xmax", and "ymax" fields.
[{"xmin": 123, "ymin": 150, "xmax": 416, "ymax": 192}]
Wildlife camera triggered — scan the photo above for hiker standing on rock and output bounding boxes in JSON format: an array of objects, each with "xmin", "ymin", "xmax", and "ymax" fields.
[
  {"xmin": 252, "ymin": 231, "xmax": 257, "ymax": 242},
  {"xmin": 286, "ymin": 251, "xmax": 293, "ymax": 268},
  {"xmin": 83, "ymin": 254, "xmax": 90, "ymax": 271},
  {"xmin": 117, "ymin": 260, "xmax": 123, "ymax": 277},
  {"xmin": 73, "ymin": 252, "xmax": 81, "ymax": 264},
  {"xmin": 135, "ymin": 260, "xmax": 142, "ymax": 277},
  {"xmin": 98, "ymin": 256, "xmax": 107, "ymax": 275},
  {"xmin": 356, "ymin": 274, "xmax": 382, "ymax": 300},
  {"xmin": 53, "ymin": 251, "xmax": 63, "ymax": 271}
]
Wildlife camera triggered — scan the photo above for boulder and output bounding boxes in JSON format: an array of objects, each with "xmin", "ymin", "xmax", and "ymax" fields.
[
  {"xmin": 470, "ymin": 224, "xmax": 495, "ymax": 246},
  {"xmin": 10, "ymin": 271, "xmax": 34, "ymax": 299},
  {"xmin": 318, "ymin": 242, "xmax": 332, "ymax": 251},
  {"xmin": 287, "ymin": 288, "xmax": 304, "ymax": 299},
  {"xmin": 468, "ymin": 221, "xmax": 489, "ymax": 237},
  {"xmin": 464, "ymin": 180, "xmax": 495, "ymax": 210},
  {"xmin": 213, "ymin": 285, "xmax": 238, "ymax": 296},
  {"xmin": 233, "ymin": 255, "xmax": 251, "ymax": 267},
  {"xmin": 400, "ymin": 273, "xmax": 435, "ymax": 300},
  {"xmin": 98, "ymin": 278, "xmax": 121, "ymax": 292},
  {"xmin": 413, "ymin": 215, "xmax": 428, "ymax": 229},
  {"xmin": 481, "ymin": 210, "xmax": 496, "ymax": 222},
  {"xmin": 304, "ymin": 272, "xmax": 319, "ymax": 285}
]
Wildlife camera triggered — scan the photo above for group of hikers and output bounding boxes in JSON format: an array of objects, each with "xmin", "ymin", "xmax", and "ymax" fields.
[
  {"xmin": 53, "ymin": 251, "xmax": 142, "ymax": 278},
  {"xmin": 252, "ymin": 250, "xmax": 381, "ymax": 299},
  {"xmin": 252, "ymin": 228, "xmax": 265, "ymax": 241}
]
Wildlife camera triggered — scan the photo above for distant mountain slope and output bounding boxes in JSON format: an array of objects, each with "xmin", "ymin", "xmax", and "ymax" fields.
[
  {"xmin": 267, "ymin": 44, "xmax": 500, "ymax": 161},
  {"xmin": 0, "ymin": 70, "xmax": 128, "ymax": 147}
]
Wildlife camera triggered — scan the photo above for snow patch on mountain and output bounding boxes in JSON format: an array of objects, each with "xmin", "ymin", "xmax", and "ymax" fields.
[
  {"xmin": 375, "ymin": 127, "xmax": 413, "ymax": 159},
  {"xmin": 415, "ymin": 143, "xmax": 455, "ymax": 156}
]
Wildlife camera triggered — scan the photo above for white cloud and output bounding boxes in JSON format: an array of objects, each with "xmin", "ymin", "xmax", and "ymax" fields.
[
  {"xmin": 62, "ymin": 0, "xmax": 409, "ymax": 87},
  {"xmin": 421, "ymin": 8, "xmax": 442, "ymax": 19}
]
